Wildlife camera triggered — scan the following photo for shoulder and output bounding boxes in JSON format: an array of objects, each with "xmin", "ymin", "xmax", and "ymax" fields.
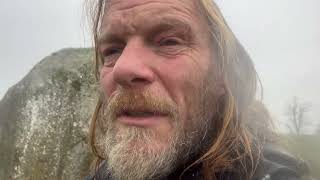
[{"xmin": 253, "ymin": 144, "xmax": 310, "ymax": 180}]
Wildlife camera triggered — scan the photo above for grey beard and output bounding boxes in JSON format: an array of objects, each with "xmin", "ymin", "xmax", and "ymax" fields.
[
  {"xmin": 96, "ymin": 112, "xmax": 213, "ymax": 180},
  {"xmin": 95, "ymin": 76, "xmax": 218, "ymax": 180},
  {"xmin": 102, "ymin": 127, "xmax": 181, "ymax": 180}
]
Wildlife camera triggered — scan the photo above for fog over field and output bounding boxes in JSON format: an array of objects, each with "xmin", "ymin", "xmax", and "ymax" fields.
[{"xmin": 0, "ymin": 0, "xmax": 319, "ymax": 133}]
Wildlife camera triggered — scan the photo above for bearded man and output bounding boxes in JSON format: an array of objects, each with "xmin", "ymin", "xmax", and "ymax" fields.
[{"xmin": 86, "ymin": 0, "xmax": 309, "ymax": 179}]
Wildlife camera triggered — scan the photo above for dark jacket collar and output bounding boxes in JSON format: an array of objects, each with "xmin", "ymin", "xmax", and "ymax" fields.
[
  {"xmin": 86, "ymin": 161, "xmax": 238, "ymax": 180},
  {"xmin": 86, "ymin": 144, "xmax": 309, "ymax": 180}
]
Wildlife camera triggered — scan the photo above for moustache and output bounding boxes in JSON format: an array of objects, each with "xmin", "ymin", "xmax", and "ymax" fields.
[{"xmin": 101, "ymin": 89, "xmax": 179, "ymax": 121}]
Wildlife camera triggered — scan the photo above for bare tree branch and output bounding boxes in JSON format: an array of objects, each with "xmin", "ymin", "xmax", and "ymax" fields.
[{"xmin": 286, "ymin": 96, "xmax": 311, "ymax": 135}]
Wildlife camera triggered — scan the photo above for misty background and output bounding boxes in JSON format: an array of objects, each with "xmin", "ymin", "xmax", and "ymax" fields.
[{"xmin": 0, "ymin": 0, "xmax": 319, "ymax": 133}]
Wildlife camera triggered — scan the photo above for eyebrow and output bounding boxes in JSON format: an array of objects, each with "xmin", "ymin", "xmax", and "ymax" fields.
[
  {"xmin": 97, "ymin": 17, "xmax": 194, "ymax": 45},
  {"xmin": 98, "ymin": 32, "xmax": 125, "ymax": 46},
  {"xmin": 147, "ymin": 18, "xmax": 194, "ymax": 40}
]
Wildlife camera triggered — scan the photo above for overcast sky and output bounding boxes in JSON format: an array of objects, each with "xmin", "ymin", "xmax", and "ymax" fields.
[{"xmin": 0, "ymin": 0, "xmax": 319, "ymax": 133}]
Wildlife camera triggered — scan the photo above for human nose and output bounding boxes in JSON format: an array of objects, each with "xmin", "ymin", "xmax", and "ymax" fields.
[{"xmin": 112, "ymin": 38, "xmax": 155, "ymax": 88}]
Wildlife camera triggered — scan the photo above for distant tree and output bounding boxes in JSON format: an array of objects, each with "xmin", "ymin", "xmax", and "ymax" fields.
[{"xmin": 286, "ymin": 96, "xmax": 311, "ymax": 135}]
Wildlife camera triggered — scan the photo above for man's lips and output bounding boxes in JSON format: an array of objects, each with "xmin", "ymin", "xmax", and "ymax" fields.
[{"xmin": 116, "ymin": 111, "xmax": 168, "ymax": 127}]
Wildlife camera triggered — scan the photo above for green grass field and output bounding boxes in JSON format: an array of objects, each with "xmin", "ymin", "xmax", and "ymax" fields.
[{"xmin": 280, "ymin": 134, "xmax": 320, "ymax": 179}]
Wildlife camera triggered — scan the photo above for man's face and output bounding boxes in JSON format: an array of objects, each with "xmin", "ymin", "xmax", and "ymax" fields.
[{"xmin": 97, "ymin": 0, "xmax": 224, "ymax": 179}]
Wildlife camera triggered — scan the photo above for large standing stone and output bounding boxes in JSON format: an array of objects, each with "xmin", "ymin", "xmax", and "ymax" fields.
[{"xmin": 0, "ymin": 48, "xmax": 97, "ymax": 180}]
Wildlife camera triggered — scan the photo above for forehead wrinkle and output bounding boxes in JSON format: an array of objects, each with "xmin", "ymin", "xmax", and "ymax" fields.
[
  {"xmin": 99, "ymin": 12, "xmax": 138, "ymax": 44},
  {"xmin": 106, "ymin": 0, "xmax": 193, "ymax": 12},
  {"xmin": 100, "ymin": 0, "xmax": 208, "ymax": 45},
  {"xmin": 109, "ymin": 4, "xmax": 192, "ymax": 24},
  {"xmin": 105, "ymin": 0, "xmax": 198, "ymax": 24},
  {"xmin": 106, "ymin": 0, "xmax": 156, "ymax": 12}
]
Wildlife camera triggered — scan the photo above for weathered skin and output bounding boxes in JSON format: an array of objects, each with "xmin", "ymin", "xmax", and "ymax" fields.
[{"xmin": 98, "ymin": 0, "xmax": 225, "ymax": 150}]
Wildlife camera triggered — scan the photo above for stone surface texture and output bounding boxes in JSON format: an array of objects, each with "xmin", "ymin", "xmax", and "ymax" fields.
[{"xmin": 0, "ymin": 48, "xmax": 97, "ymax": 180}]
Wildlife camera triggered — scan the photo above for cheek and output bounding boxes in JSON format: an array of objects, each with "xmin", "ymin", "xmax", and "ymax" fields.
[
  {"xmin": 99, "ymin": 67, "xmax": 115, "ymax": 96},
  {"xmin": 157, "ymin": 57, "xmax": 206, "ymax": 123}
]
